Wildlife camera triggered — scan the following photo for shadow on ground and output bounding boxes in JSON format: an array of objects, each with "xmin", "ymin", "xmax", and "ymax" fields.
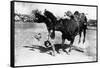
[{"xmin": 23, "ymin": 44, "xmax": 84, "ymax": 56}]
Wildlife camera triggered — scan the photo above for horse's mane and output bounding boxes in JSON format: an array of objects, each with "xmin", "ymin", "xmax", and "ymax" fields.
[
  {"xmin": 44, "ymin": 10, "xmax": 57, "ymax": 21},
  {"xmin": 34, "ymin": 12, "xmax": 55, "ymax": 28},
  {"xmin": 35, "ymin": 12, "xmax": 49, "ymax": 22}
]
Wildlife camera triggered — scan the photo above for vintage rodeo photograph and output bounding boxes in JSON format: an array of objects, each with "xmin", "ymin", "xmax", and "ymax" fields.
[{"xmin": 11, "ymin": 1, "xmax": 98, "ymax": 67}]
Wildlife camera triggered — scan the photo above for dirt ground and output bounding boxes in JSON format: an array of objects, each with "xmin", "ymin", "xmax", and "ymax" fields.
[{"xmin": 14, "ymin": 22, "xmax": 97, "ymax": 66}]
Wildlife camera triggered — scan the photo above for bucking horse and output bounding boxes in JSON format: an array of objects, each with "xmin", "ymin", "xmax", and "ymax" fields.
[
  {"xmin": 34, "ymin": 9, "xmax": 87, "ymax": 55},
  {"xmin": 44, "ymin": 10, "xmax": 87, "ymax": 52},
  {"xmin": 34, "ymin": 10, "xmax": 56, "ymax": 55}
]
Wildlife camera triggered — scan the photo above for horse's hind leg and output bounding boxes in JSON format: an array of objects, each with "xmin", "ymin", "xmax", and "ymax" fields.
[
  {"xmin": 56, "ymin": 49, "xmax": 60, "ymax": 54},
  {"xmin": 83, "ymin": 28, "xmax": 86, "ymax": 43},
  {"xmin": 62, "ymin": 48, "xmax": 69, "ymax": 55},
  {"xmin": 47, "ymin": 29, "xmax": 51, "ymax": 40},
  {"xmin": 62, "ymin": 38, "xmax": 65, "ymax": 47}
]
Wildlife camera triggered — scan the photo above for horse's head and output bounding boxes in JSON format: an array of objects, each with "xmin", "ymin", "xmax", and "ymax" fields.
[
  {"xmin": 44, "ymin": 9, "xmax": 50, "ymax": 18},
  {"xmin": 34, "ymin": 11, "xmax": 46, "ymax": 23}
]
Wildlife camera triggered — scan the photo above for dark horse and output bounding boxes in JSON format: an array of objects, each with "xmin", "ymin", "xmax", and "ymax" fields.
[
  {"xmin": 34, "ymin": 10, "xmax": 56, "ymax": 55},
  {"xmin": 44, "ymin": 10, "xmax": 87, "ymax": 52},
  {"xmin": 56, "ymin": 17, "xmax": 79, "ymax": 52},
  {"xmin": 64, "ymin": 11, "xmax": 88, "ymax": 44},
  {"xmin": 34, "ymin": 9, "xmax": 87, "ymax": 54},
  {"xmin": 43, "ymin": 9, "xmax": 57, "ymax": 40}
]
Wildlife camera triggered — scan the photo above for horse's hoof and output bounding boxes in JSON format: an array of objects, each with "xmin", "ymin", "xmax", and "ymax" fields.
[
  {"xmin": 67, "ymin": 53, "xmax": 70, "ymax": 55},
  {"xmin": 48, "ymin": 52, "xmax": 52, "ymax": 55},
  {"xmin": 66, "ymin": 52, "xmax": 70, "ymax": 55},
  {"xmin": 50, "ymin": 51, "xmax": 55, "ymax": 56},
  {"xmin": 69, "ymin": 49, "xmax": 71, "ymax": 52},
  {"xmin": 83, "ymin": 40, "xmax": 85, "ymax": 44},
  {"xmin": 52, "ymin": 54, "xmax": 55, "ymax": 56}
]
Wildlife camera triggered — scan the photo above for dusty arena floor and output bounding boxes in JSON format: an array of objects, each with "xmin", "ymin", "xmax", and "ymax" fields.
[{"xmin": 14, "ymin": 23, "xmax": 97, "ymax": 66}]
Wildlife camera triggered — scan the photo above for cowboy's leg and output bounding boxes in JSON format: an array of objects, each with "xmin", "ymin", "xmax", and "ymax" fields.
[{"xmin": 50, "ymin": 39, "xmax": 56, "ymax": 56}]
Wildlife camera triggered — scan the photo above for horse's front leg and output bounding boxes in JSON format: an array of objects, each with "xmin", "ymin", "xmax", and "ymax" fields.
[
  {"xmin": 62, "ymin": 38, "xmax": 65, "ymax": 46},
  {"xmin": 78, "ymin": 31, "xmax": 82, "ymax": 44},
  {"xmin": 47, "ymin": 30, "xmax": 51, "ymax": 40},
  {"xmin": 69, "ymin": 38, "xmax": 74, "ymax": 52},
  {"xmin": 62, "ymin": 37, "xmax": 66, "ymax": 53}
]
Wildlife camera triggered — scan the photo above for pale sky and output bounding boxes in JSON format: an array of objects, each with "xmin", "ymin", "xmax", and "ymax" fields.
[{"xmin": 15, "ymin": 2, "xmax": 97, "ymax": 20}]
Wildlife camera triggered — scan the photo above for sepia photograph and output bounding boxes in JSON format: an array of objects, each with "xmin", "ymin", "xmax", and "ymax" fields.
[{"xmin": 11, "ymin": 1, "xmax": 98, "ymax": 67}]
